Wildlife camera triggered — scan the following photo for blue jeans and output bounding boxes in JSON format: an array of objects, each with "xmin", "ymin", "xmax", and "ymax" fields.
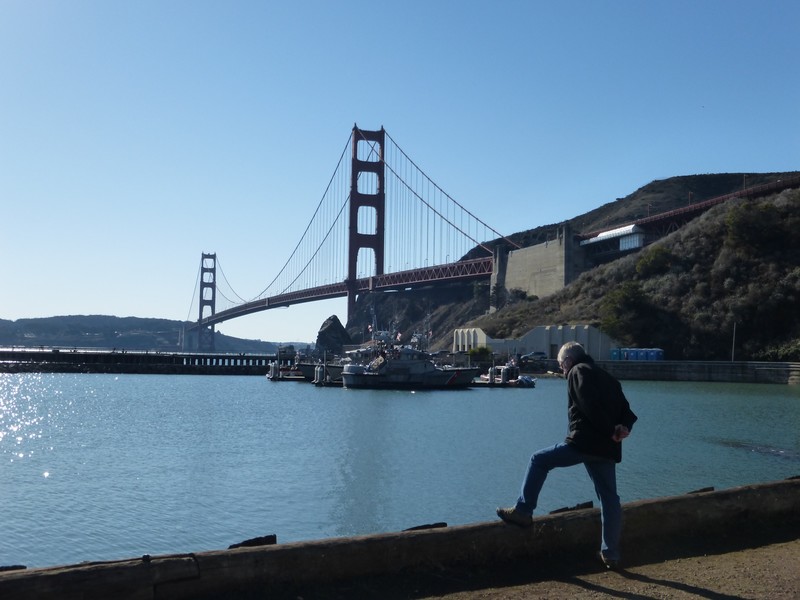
[{"xmin": 514, "ymin": 442, "xmax": 623, "ymax": 560}]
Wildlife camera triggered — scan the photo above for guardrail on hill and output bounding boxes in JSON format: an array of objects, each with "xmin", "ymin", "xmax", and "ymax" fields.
[{"xmin": 578, "ymin": 174, "xmax": 800, "ymax": 240}]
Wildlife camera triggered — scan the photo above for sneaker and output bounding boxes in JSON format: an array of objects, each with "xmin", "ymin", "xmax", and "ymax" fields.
[
  {"xmin": 496, "ymin": 506, "xmax": 532, "ymax": 528},
  {"xmin": 598, "ymin": 551, "xmax": 619, "ymax": 570}
]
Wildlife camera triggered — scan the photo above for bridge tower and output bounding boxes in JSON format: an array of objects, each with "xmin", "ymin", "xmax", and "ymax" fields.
[
  {"xmin": 346, "ymin": 126, "xmax": 386, "ymax": 319},
  {"xmin": 198, "ymin": 252, "xmax": 217, "ymax": 352}
]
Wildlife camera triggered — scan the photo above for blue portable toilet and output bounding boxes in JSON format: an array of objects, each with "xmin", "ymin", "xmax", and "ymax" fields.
[{"xmin": 611, "ymin": 348, "xmax": 620, "ymax": 360}]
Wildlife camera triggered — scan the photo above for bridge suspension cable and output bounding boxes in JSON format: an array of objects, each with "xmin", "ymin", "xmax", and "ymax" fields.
[
  {"xmin": 382, "ymin": 130, "xmax": 520, "ymax": 257},
  {"xmin": 253, "ymin": 133, "xmax": 353, "ymax": 300},
  {"xmin": 214, "ymin": 257, "xmax": 248, "ymax": 304}
]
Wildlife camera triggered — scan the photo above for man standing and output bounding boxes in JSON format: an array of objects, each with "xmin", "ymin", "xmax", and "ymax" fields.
[{"xmin": 496, "ymin": 341, "xmax": 638, "ymax": 569}]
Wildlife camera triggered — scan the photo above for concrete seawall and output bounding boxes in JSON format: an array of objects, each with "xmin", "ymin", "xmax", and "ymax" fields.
[
  {"xmin": 1, "ymin": 477, "xmax": 798, "ymax": 599},
  {"xmin": 598, "ymin": 360, "xmax": 800, "ymax": 384}
]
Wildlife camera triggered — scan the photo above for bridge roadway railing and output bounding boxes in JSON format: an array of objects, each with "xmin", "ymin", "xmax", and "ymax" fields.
[{"xmin": 196, "ymin": 257, "xmax": 493, "ymax": 329}]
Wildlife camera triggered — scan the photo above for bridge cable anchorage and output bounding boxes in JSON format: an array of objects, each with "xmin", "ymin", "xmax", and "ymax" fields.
[{"xmin": 383, "ymin": 130, "xmax": 521, "ymax": 251}]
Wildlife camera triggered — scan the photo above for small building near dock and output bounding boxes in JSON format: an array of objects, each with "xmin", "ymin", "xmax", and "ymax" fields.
[{"xmin": 452, "ymin": 324, "xmax": 619, "ymax": 361}]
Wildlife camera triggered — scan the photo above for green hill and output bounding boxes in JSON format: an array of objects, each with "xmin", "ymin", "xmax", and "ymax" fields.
[{"xmin": 0, "ymin": 315, "xmax": 298, "ymax": 354}]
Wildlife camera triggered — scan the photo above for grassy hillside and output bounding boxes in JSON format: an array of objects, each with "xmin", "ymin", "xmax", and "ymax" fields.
[
  {"xmin": 470, "ymin": 188, "xmax": 800, "ymax": 360},
  {"xmin": 474, "ymin": 172, "xmax": 796, "ymax": 254}
]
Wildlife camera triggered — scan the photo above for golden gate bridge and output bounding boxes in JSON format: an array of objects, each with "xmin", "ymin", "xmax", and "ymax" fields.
[
  {"xmin": 186, "ymin": 126, "xmax": 521, "ymax": 351},
  {"xmin": 186, "ymin": 126, "xmax": 799, "ymax": 352}
]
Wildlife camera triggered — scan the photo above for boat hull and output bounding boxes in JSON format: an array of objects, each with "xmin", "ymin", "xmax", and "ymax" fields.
[
  {"xmin": 296, "ymin": 362, "xmax": 345, "ymax": 383},
  {"xmin": 341, "ymin": 365, "xmax": 480, "ymax": 390}
]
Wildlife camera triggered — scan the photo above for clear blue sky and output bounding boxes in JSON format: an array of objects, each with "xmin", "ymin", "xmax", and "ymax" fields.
[{"xmin": 2, "ymin": 0, "xmax": 798, "ymax": 344}]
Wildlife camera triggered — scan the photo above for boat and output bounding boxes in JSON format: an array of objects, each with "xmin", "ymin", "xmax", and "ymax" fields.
[
  {"xmin": 295, "ymin": 360, "xmax": 346, "ymax": 385},
  {"xmin": 474, "ymin": 365, "xmax": 537, "ymax": 388},
  {"xmin": 266, "ymin": 362, "xmax": 305, "ymax": 381},
  {"xmin": 341, "ymin": 346, "xmax": 480, "ymax": 390},
  {"xmin": 475, "ymin": 372, "xmax": 537, "ymax": 388}
]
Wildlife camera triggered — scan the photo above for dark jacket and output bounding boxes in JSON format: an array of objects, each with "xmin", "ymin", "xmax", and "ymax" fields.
[{"xmin": 565, "ymin": 355, "xmax": 637, "ymax": 462}]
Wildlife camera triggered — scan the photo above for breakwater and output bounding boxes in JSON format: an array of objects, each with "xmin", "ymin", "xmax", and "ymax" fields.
[
  {"xmin": 0, "ymin": 348, "xmax": 274, "ymax": 375},
  {"xmin": 1, "ymin": 477, "xmax": 797, "ymax": 600}
]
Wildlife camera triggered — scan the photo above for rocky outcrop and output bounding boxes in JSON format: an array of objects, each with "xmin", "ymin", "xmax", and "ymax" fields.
[{"xmin": 315, "ymin": 315, "xmax": 352, "ymax": 355}]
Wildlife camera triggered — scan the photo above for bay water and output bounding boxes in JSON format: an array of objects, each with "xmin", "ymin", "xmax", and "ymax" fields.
[{"xmin": 1, "ymin": 373, "xmax": 798, "ymax": 569}]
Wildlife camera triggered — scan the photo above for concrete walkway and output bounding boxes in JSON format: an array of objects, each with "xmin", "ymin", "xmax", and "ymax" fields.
[
  {"xmin": 1, "ymin": 478, "xmax": 798, "ymax": 599},
  {"xmin": 289, "ymin": 526, "xmax": 800, "ymax": 599}
]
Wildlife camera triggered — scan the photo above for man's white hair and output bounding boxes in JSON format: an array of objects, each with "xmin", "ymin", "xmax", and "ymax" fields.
[{"xmin": 558, "ymin": 341, "xmax": 586, "ymax": 363}]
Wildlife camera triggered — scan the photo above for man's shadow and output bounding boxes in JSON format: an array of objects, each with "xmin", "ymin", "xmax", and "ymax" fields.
[{"xmin": 556, "ymin": 568, "xmax": 745, "ymax": 600}]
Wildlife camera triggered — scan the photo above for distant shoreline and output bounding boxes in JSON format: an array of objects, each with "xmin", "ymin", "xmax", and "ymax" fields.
[{"xmin": 1, "ymin": 347, "xmax": 798, "ymax": 384}]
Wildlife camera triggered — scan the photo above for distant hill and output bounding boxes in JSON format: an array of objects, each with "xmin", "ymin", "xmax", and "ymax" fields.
[
  {"xmin": 0, "ymin": 315, "xmax": 309, "ymax": 354},
  {"xmin": 476, "ymin": 171, "xmax": 797, "ymax": 252}
]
